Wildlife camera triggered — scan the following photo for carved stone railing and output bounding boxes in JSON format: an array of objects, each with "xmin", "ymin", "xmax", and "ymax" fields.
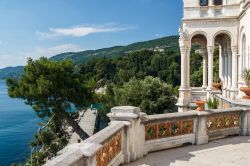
[
  {"xmin": 213, "ymin": 93, "xmax": 250, "ymax": 108},
  {"xmin": 45, "ymin": 106, "xmax": 250, "ymax": 166}
]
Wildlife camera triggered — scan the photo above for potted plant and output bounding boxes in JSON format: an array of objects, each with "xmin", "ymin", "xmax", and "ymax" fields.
[
  {"xmin": 194, "ymin": 100, "xmax": 206, "ymax": 111},
  {"xmin": 207, "ymin": 97, "xmax": 219, "ymax": 109},
  {"xmin": 240, "ymin": 69, "xmax": 250, "ymax": 99}
]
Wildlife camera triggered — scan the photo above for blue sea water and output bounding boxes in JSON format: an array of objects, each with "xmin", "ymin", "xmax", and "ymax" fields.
[{"xmin": 0, "ymin": 80, "xmax": 39, "ymax": 165}]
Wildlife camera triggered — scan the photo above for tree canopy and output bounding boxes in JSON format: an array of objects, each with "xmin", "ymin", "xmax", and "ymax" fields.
[
  {"xmin": 6, "ymin": 57, "xmax": 91, "ymax": 140},
  {"xmin": 100, "ymin": 76, "xmax": 177, "ymax": 115}
]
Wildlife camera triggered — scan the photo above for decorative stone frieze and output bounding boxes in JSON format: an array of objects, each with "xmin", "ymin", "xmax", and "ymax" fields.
[
  {"xmin": 145, "ymin": 119, "xmax": 194, "ymax": 141},
  {"xmin": 207, "ymin": 113, "xmax": 240, "ymax": 131},
  {"xmin": 96, "ymin": 131, "xmax": 122, "ymax": 166}
]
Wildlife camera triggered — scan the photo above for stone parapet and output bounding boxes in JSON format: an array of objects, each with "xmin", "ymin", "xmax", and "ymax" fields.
[{"xmin": 45, "ymin": 106, "xmax": 250, "ymax": 166}]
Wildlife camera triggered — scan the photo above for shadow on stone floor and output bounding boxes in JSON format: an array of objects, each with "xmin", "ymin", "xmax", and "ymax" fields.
[{"xmin": 124, "ymin": 136, "xmax": 250, "ymax": 166}]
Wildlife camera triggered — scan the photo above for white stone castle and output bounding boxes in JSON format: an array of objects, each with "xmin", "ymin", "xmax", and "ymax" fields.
[{"xmin": 177, "ymin": 0, "xmax": 250, "ymax": 112}]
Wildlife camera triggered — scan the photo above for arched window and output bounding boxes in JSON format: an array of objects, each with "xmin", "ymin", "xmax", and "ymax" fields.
[
  {"xmin": 200, "ymin": 0, "xmax": 208, "ymax": 6},
  {"xmin": 214, "ymin": 0, "xmax": 222, "ymax": 5}
]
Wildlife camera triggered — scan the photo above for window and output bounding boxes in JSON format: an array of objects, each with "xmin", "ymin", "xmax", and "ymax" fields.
[
  {"xmin": 214, "ymin": 0, "xmax": 222, "ymax": 5},
  {"xmin": 200, "ymin": 0, "xmax": 208, "ymax": 6}
]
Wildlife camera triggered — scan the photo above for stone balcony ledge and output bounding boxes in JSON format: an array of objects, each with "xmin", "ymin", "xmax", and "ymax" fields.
[{"xmin": 45, "ymin": 106, "xmax": 250, "ymax": 166}]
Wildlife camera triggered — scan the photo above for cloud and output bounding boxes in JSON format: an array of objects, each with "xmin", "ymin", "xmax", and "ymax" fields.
[
  {"xmin": 154, "ymin": 34, "xmax": 163, "ymax": 38},
  {"xmin": 35, "ymin": 44, "xmax": 82, "ymax": 57},
  {"xmin": 36, "ymin": 24, "xmax": 136, "ymax": 39},
  {"xmin": 0, "ymin": 44, "xmax": 83, "ymax": 69}
]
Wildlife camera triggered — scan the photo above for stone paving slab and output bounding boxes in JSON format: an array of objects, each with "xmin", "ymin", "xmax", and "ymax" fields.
[{"xmin": 125, "ymin": 136, "xmax": 250, "ymax": 166}]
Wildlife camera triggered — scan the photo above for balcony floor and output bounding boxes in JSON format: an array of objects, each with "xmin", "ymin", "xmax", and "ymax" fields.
[{"xmin": 125, "ymin": 136, "xmax": 250, "ymax": 166}]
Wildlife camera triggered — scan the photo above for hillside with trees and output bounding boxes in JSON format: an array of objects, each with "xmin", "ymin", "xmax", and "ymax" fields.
[{"xmin": 0, "ymin": 36, "xmax": 179, "ymax": 79}]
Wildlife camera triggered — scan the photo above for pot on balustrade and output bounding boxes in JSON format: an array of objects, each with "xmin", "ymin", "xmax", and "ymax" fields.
[
  {"xmin": 194, "ymin": 100, "xmax": 206, "ymax": 111},
  {"xmin": 212, "ymin": 83, "xmax": 222, "ymax": 90},
  {"xmin": 240, "ymin": 87, "xmax": 250, "ymax": 99}
]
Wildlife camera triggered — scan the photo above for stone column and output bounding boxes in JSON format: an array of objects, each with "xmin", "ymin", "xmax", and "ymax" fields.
[
  {"xmin": 223, "ymin": 48, "xmax": 228, "ymax": 97},
  {"xmin": 231, "ymin": 46, "xmax": 238, "ymax": 99},
  {"xmin": 221, "ymin": 49, "xmax": 225, "ymax": 90},
  {"xmin": 180, "ymin": 45, "xmax": 188, "ymax": 89},
  {"xmin": 227, "ymin": 48, "xmax": 232, "ymax": 98},
  {"xmin": 177, "ymin": 28, "xmax": 191, "ymax": 112},
  {"xmin": 202, "ymin": 50, "xmax": 208, "ymax": 90},
  {"xmin": 177, "ymin": 39, "xmax": 191, "ymax": 112},
  {"xmin": 219, "ymin": 46, "xmax": 223, "ymax": 80},
  {"xmin": 237, "ymin": 53, "xmax": 243, "ymax": 99},
  {"xmin": 207, "ymin": 46, "xmax": 214, "ymax": 91}
]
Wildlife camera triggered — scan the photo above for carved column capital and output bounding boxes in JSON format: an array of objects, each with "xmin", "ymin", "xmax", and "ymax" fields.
[
  {"xmin": 201, "ymin": 49, "xmax": 207, "ymax": 58},
  {"xmin": 207, "ymin": 46, "xmax": 214, "ymax": 55},
  {"xmin": 231, "ymin": 46, "xmax": 238, "ymax": 55}
]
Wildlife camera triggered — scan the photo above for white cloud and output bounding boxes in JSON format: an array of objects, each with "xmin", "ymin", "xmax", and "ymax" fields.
[
  {"xmin": 35, "ymin": 44, "xmax": 82, "ymax": 57},
  {"xmin": 155, "ymin": 34, "xmax": 163, "ymax": 38},
  {"xmin": 36, "ymin": 24, "xmax": 136, "ymax": 39},
  {"xmin": 0, "ymin": 44, "xmax": 83, "ymax": 69}
]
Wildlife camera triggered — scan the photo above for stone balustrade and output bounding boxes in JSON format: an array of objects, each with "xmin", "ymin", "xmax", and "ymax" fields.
[{"xmin": 45, "ymin": 106, "xmax": 250, "ymax": 166}]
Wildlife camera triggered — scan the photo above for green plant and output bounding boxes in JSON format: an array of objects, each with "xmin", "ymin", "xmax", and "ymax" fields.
[
  {"xmin": 242, "ymin": 69, "xmax": 250, "ymax": 87},
  {"xmin": 207, "ymin": 97, "xmax": 219, "ymax": 109}
]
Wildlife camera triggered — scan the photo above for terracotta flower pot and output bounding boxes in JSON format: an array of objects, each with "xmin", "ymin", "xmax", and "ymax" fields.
[
  {"xmin": 212, "ymin": 83, "xmax": 222, "ymax": 90},
  {"xmin": 240, "ymin": 87, "xmax": 250, "ymax": 99},
  {"xmin": 194, "ymin": 100, "xmax": 206, "ymax": 111}
]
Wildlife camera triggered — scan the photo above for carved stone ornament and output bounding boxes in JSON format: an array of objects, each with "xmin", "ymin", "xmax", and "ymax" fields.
[{"xmin": 179, "ymin": 28, "xmax": 188, "ymax": 42}]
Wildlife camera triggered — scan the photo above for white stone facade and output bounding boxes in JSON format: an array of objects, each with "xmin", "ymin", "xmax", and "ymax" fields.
[{"xmin": 177, "ymin": 0, "xmax": 250, "ymax": 112}]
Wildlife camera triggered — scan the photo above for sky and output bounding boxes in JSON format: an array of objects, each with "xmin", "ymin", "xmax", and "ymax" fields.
[{"xmin": 0, "ymin": 0, "xmax": 183, "ymax": 69}]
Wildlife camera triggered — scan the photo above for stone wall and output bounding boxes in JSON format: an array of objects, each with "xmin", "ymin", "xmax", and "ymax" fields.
[{"xmin": 45, "ymin": 106, "xmax": 250, "ymax": 166}]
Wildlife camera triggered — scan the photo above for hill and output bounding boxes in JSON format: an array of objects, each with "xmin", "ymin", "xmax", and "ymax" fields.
[
  {"xmin": 0, "ymin": 36, "xmax": 179, "ymax": 79},
  {"xmin": 0, "ymin": 66, "xmax": 24, "ymax": 80}
]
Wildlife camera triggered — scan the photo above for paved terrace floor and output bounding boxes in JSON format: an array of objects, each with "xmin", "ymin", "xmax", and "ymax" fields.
[{"xmin": 126, "ymin": 136, "xmax": 250, "ymax": 166}]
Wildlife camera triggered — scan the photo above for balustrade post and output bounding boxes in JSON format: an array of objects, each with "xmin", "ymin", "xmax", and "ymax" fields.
[
  {"xmin": 241, "ymin": 108, "xmax": 250, "ymax": 136},
  {"xmin": 195, "ymin": 112, "xmax": 209, "ymax": 145},
  {"xmin": 108, "ymin": 106, "xmax": 146, "ymax": 163}
]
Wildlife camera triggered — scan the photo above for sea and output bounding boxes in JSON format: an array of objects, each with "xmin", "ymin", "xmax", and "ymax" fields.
[{"xmin": 0, "ymin": 80, "xmax": 39, "ymax": 165}]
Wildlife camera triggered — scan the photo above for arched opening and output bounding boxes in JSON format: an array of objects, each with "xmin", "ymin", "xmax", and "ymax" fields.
[
  {"xmin": 214, "ymin": 0, "xmax": 222, "ymax": 5},
  {"xmin": 214, "ymin": 33, "xmax": 232, "ymax": 96},
  {"xmin": 190, "ymin": 34, "xmax": 207, "ymax": 87},
  {"xmin": 200, "ymin": 0, "xmax": 208, "ymax": 6}
]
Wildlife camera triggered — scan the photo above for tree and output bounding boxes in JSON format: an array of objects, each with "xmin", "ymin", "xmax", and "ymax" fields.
[
  {"xmin": 6, "ymin": 57, "xmax": 91, "ymax": 140},
  {"xmin": 102, "ymin": 76, "xmax": 177, "ymax": 115}
]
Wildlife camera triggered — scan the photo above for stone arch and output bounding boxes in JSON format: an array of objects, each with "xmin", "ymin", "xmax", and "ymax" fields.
[
  {"xmin": 190, "ymin": 31, "xmax": 208, "ymax": 47},
  {"xmin": 212, "ymin": 30, "xmax": 233, "ymax": 47}
]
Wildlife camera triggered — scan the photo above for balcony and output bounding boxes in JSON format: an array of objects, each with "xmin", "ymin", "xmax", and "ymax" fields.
[{"xmin": 45, "ymin": 106, "xmax": 250, "ymax": 166}]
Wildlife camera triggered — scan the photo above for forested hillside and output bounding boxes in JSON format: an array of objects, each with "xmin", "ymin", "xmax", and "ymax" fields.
[{"xmin": 0, "ymin": 36, "xmax": 179, "ymax": 79}]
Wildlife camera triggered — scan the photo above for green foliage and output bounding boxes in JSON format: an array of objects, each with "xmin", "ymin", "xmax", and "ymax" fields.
[
  {"xmin": 80, "ymin": 49, "xmax": 181, "ymax": 87},
  {"xmin": 242, "ymin": 69, "xmax": 250, "ymax": 87},
  {"xmin": 207, "ymin": 97, "xmax": 219, "ymax": 109},
  {"xmin": 190, "ymin": 51, "xmax": 203, "ymax": 87},
  {"xmin": 25, "ymin": 115, "xmax": 69, "ymax": 166},
  {"xmin": 5, "ymin": 57, "xmax": 92, "ymax": 164},
  {"xmin": 6, "ymin": 57, "xmax": 91, "ymax": 117},
  {"xmin": 100, "ymin": 76, "xmax": 177, "ymax": 115},
  {"xmin": 213, "ymin": 47, "xmax": 220, "ymax": 83}
]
